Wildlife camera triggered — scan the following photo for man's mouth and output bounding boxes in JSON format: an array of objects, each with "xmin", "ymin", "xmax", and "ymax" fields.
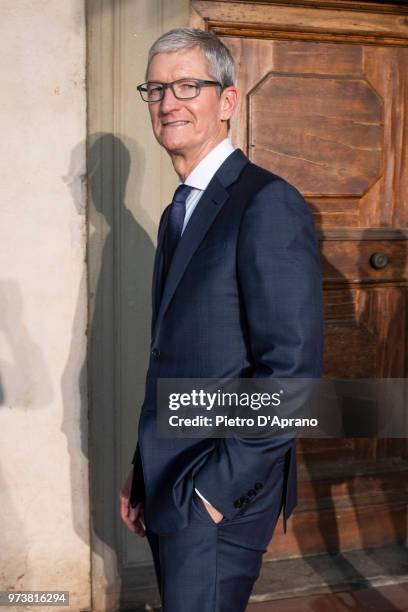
[{"xmin": 162, "ymin": 120, "xmax": 190, "ymax": 127}]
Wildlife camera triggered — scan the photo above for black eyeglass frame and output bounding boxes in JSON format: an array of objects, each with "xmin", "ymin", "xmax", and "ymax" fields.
[{"xmin": 137, "ymin": 78, "xmax": 223, "ymax": 102}]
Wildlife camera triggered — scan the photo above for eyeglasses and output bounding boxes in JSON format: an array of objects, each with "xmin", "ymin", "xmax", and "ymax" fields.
[{"xmin": 137, "ymin": 78, "xmax": 222, "ymax": 103}]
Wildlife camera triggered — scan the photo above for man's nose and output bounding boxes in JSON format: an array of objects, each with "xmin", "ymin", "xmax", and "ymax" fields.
[{"xmin": 160, "ymin": 85, "xmax": 180, "ymax": 112}]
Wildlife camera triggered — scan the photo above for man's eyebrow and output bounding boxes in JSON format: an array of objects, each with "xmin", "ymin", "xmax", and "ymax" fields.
[{"xmin": 147, "ymin": 76, "xmax": 205, "ymax": 82}]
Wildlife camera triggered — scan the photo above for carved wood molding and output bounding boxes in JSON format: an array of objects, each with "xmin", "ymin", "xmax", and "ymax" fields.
[
  {"xmin": 193, "ymin": 0, "xmax": 408, "ymax": 16},
  {"xmin": 192, "ymin": 1, "xmax": 408, "ymax": 46},
  {"xmin": 208, "ymin": 22, "xmax": 408, "ymax": 46},
  {"xmin": 323, "ymin": 279, "xmax": 408, "ymax": 287},
  {"xmin": 318, "ymin": 229, "xmax": 408, "ymax": 240}
]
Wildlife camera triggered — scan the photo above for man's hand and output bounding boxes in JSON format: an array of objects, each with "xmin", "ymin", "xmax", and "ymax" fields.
[
  {"xmin": 202, "ymin": 499, "xmax": 224, "ymax": 524},
  {"xmin": 120, "ymin": 468, "xmax": 146, "ymax": 536}
]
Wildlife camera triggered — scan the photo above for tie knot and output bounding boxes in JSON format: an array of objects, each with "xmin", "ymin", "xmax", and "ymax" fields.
[{"xmin": 173, "ymin": 184, "xmax": 193, "ymax": 204}]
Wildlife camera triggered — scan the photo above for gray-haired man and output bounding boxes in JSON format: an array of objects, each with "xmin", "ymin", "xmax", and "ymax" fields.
[{"xmin": 120, "ymin": 28, "xmax": 324, "ymax": 612}]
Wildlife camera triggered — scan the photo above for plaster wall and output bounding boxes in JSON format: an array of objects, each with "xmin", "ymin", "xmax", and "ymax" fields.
[{"xmin": 0, "ymin": 1, "xmax": 90, "ymax": 609}]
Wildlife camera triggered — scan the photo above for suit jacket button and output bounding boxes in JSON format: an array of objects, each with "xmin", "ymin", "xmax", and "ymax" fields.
[
  {"xmin": 254, "ymin": 482, "xmax": 263, "ymax": 491},
  {"xmin": 248, "ymin": 489, "xmax": 256, "ymax": 498},
  {"xmin": 233, "ymin": 500, "xmax": 241, "ymax": 508},
  {"xmin": 151, "ymin": 348, "xmax": 161, "ymax": 359},
  {"xmin": 239, "ymin": 496, "xmax": 246, "ymax": 504}
]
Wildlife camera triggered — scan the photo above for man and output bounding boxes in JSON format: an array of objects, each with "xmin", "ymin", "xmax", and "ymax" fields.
[{"xmin": 120, "ymin": 27, "xmax": 324, "ymax": 611}]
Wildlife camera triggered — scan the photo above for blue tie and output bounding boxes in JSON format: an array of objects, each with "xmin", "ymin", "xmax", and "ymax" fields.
[{"xmin": 164, "ymin": 184, "xmax": 192, "ymax": 275}]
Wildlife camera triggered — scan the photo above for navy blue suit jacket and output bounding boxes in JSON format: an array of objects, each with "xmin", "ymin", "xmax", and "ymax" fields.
[{"xmin": 131, "ymin": 149, "xmax": 324, "ymax": 535}]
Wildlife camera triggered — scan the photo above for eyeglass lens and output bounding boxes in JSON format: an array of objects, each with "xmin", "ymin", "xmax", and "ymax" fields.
[{"xmin": 145, "ymin": 80, "xmax": 200, "ymax": 101}]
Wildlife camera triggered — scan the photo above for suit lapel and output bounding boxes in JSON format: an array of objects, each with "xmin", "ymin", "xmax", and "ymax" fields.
[
  {"xmin": 151, "ymin": 208, "xmax": 169, "ymax": 330},
  {"xmin": 152, "ymin": 149, "xmax": 249, "ymax": 346}
]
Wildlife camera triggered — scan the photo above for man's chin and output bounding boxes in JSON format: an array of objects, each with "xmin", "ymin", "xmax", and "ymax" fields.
[{"xmin": 160, "ymin": 138, "xmax": 190, "ymax": 155}]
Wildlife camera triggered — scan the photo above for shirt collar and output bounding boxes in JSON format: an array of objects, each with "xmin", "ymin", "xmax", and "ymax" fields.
[{"xmin": 182, "ymin": 138, "xmax": 235, "ymax": 191}]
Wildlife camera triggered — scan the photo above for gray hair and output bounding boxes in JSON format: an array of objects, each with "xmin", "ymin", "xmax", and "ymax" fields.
[{"xmin": 146, "ymin": 28, "xmax": 235, "ymax": 89}]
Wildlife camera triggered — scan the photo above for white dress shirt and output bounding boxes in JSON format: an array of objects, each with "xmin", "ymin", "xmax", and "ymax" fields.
[
  {"xmin": 178, "ymin": 137, "xmax": 236, "ymax": 507},
  {"xmin": 181, "ymin": 137, "xmax": 235, "ymax": 235}
]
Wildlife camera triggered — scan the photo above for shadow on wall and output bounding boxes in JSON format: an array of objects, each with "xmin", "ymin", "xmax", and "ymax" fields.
[
  {"xmin": 0, "ymin": 281, "xmax": 53, "ymax": 588},
  {"xmin": 61, "ymin": 133, "xmax": 156, "ymax": 608},
  {"xmin": 0, "ymin": 280, "xmax": 53, "ymax": 409}
]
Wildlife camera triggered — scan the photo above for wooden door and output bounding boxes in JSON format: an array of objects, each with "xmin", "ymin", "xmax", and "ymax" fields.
[{"xmin": 192, "ymin": 0, "xmax": 408, "ymax": 557}]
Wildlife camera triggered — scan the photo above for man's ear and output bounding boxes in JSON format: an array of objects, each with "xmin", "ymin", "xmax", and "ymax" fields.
[{"xmin": 220, "ymin": 86, "xmax": 238, "ymax": 122}]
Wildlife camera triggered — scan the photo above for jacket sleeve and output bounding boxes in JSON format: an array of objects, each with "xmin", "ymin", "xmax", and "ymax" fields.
[
  {"xmin": 193, "ymin": 178, "xmax": 324, "ymax": 519},
  {"xmin": 129, "ymin": 205, "xmax": 170, "ymax": 504}
]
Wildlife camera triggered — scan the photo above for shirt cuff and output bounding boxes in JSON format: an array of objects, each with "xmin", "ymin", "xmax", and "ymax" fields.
[{"xmin": 194, "ymin": 487, "xmax": 211, "ymax": 506}]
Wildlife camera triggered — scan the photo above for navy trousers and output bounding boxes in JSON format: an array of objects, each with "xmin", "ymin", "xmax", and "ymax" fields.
[{"xmin": 145, "ymin": 457, "xmax": 286, "ymax": 611}]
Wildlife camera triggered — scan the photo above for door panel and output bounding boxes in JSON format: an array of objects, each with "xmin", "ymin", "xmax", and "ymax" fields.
[
  {"xmin": 192, "ymin": 0, "xmax": 408, "ymax": 556},
  {"xmin": 220, "ymin": 35, "xmax": 408, "ymax": 465},
  {"xmin": 226, "ymin": 37, "xmax": 408, "ymax": 229}
]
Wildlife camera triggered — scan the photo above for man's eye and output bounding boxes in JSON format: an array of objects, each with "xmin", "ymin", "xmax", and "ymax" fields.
[
  {"xmin": 179, "ymin": 82, "xmax": 196, "ymax": 90},
  {"xmin": 148, "ymin": 85, "xmax": 163, "ymax": 94}
]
